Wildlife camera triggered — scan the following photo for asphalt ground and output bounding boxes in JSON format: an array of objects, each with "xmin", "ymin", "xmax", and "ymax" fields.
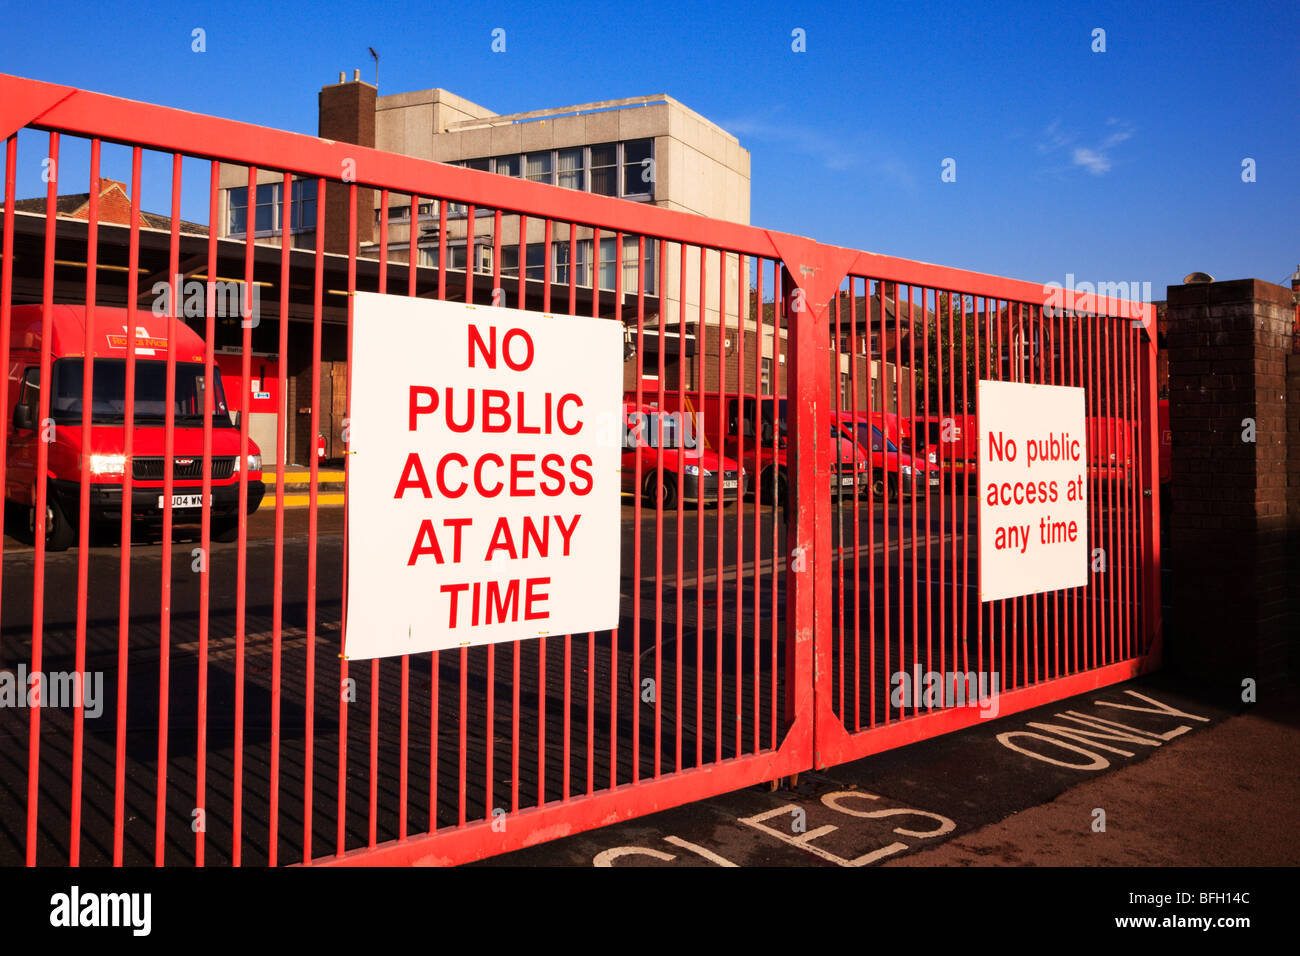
[{"xmin": 474, "ymin": 673, "xmax": 1299, "ymax": 868}]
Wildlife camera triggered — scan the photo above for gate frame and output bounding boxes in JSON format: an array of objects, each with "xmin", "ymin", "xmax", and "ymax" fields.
[{"xmin": 0, "ymin": 72, "xmax": 1160, "ymax": 866}]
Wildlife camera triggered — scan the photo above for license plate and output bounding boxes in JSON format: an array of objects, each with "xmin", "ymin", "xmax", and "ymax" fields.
[
  {"xmin": 840, "ymin": 476, "xmax": 855, "ymax": 486},
  {"xmin": 929, "ymin": 476, "xmax": 940, "ymax": 486},
  {"xmin": 722, "ymin": 480, "xmax": 738, "ymax": 490},
  {"xmin": 158, "ymin": 494, "xmax": 205, "ymax": 509}
]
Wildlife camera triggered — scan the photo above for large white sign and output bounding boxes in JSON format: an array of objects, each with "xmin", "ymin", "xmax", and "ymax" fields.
[
  {"xmin": 343, "ymin": 292, "xmax": 623, "ymax": 659},
  {"xmin": 978, "ymin": 380, "xmax": 1088, "ymax": 602}
]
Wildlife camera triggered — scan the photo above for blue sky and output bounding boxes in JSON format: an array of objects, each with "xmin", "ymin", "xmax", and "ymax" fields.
[{"xmin": 2, "ymin": 0, "xmax": 1297, "ymax": 295}]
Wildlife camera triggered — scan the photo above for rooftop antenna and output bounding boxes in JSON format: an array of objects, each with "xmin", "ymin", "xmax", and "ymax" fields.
[{"xmin": 368, "ymin": 47, "xmax": 379, "ymax": 90}]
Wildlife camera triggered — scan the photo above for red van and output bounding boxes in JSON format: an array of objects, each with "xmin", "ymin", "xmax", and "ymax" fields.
[
  {"xmin": 621, "ymin": 399, "xmax": 744, "ymax": 507},
  {"xmin": 5, "ymin": 305, "xmax": 265, "ymax": 550},
  {"xmin": 836, "ymin": 411, "xmax": 938, "ymax": 498},
  {"xmin": 699, "ymin": 393, "xmax": 869, "ymax": 506}
]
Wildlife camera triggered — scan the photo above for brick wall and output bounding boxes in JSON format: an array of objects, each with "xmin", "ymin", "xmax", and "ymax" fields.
[{"xmin": 1166, "ymin": 278, "xmax": 1294, "ymax": 693}]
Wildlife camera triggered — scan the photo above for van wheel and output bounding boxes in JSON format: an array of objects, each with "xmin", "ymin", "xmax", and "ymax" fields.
[
  {"xmin": 29, "ymin": 489, "xmax": 75, "ymax": 552},
  {"xmin": 211, "ymin": 517, "xmax": 239, "ymax": 543},
  {"xmin": 872, "ymin": 476, "xmax": 885, "ymax": 499},
  {"xmin": 643, "ymin": 472, "xmax": 676, "ymax": 510},
  {"xmin": 761, "ymin": 468, "xmax": 788, "ymax": 508}
]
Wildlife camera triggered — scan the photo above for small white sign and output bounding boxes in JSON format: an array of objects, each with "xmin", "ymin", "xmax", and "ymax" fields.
[
  {"xmin": 343, "ymin": 292, "xmax": 623, "ymax": 659},
  {"xmin": 978, "ymin": 380, "xmax": 1088, "ymax": 602}
]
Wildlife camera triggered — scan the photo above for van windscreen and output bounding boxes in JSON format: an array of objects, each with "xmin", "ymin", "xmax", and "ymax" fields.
[{"xmin": 50, "ymin": 358, "xmax": 234, "ymax": 426}]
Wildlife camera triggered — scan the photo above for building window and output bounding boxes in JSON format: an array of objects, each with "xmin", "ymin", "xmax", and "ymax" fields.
[
  {"xmin": 761, "ymin": 358, "xmax": 773, "ymax": 393},
  {"xmin": 493, "ymin": 155, "xmax": 521, "ymax": 178},
  {"xmin": 228, "ymin": 183, "xmax": 275, "ymax": 236},
  {"xmin": 622, "ymin": 138, "xmax": 653, "ymax": 197},
  {"xmin": 589, "ymin": 143, "xmax": 618, "ymax": 197},
  {"xmin": 525, "ymin": 242, "xmax": 547, "ymax": 282},
  {"xmin": 229, "ymin": 180, "xmax": 315, "ymax": 237},
  {"xmin": 525, "ymin": 152, "xmax": 553, "ymax": 184},
  {"xmin": 557, "ymin": 148, "xmax": 585, "ymax": 190},
  {"xmin": 546, "ymin": 237, "xmax": 655, "ymax": 294}
]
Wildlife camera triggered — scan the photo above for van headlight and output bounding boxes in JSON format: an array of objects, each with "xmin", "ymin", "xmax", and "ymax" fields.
[
  {"xmin": 87, "ymin": 453, "xmax": 127, "ymax": 476},
  {"xmin": 684, "ymin": 465, "xmax": 700, "ymax": 476},
  {"xmin": 901, "ymin": 464, "xmax": 913, "ymax": 477},
  {"xmin": 233, "ymin": 454, "xmax": 263, "ymax": 473}
]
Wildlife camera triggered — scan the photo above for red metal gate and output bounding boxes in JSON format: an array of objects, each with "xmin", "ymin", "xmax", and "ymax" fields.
[{"xmin": 0, "ymin": 73, "xmax": 1159, "ymax": 866}]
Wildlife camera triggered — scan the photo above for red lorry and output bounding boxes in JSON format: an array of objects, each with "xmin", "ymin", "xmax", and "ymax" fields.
[{"xmin": 5, "ymin": 304, "xmax": 265, "ymax": 550}]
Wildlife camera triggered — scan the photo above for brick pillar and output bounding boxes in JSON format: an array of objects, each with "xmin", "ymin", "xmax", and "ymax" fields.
[
  {"xmin": 1166, "ymin": 279, "xmax": 1294, "ymax": 696},
  {"xmin": 318, "ymin": 73, "xmax": 376, "ymax": 255}
]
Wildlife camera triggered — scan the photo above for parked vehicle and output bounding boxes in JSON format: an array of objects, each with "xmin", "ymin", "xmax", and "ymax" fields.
[
  {"xmin": 621, "ymin": 399, "xmax": 743, "ymax": 507},
  {"xmin": 708, "ymin": 394, "xmax": 869, "ymax": 506},
  {"xmin": 836, "ymin": 411, "xmax": 939, "ymax": 499},
  {"xmin": 5, "ymin": 304, "xmax": 265, "ymax": 550}
]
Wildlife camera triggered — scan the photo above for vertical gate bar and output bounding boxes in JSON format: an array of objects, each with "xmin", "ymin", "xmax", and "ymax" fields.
[
  {"xmin": 770, "ymin": 266, "xmax": 780, "ymax": 749},
  {"xmin": 1087, "ymin": 312, "xmax": 1099, "ymax": 670},
  {"xmin": 154, "ymin": 152, "xmax": 183, "ymax": 866},
  {"xmin": 114, "ymin": 145, "xmax": 142, "ymax": 866},
  {"xmin": 848, "ymin": 278, "xmax": 861, "ymax": 732},
  {"xmin": 611, "ymin": 229, "xmax": 623, "ymax": 788},
  {"xmin": 993, "ymin": 299, "xmax": 1004, "ymax": 685},
  {"xmin": 538, "ymin": 221, "xmax": 552, "ymax": 797},
  {"xmin": 0, "ymin": 135, "xmax": 14, "ymax": 830},
  {"xmin": 194, "ymin": 162, "xmax": 220, "ymax": 867},
  {"xmin": 587, "ymin": 233, "xmax": 599, "ymax": 796},
  {"xmin": 375, "ymin": 191, "xmax": 399, "ymax": 843},
  {"xmin": 1123, "ymin": 323, "xmax": 1133, "ymax": 658},
  {"xmin": 232, "ymin": 159, "xmax": 258, "ymax": 865},
  {"xmin": 436, "ymin": 194, "xmax": 448, "ymax": 300},
  {"xmin": 338, "ymin": 187, "xmax": 357, "ymax": 857},
  {"xmin": 894, "ymin": 281, "xmax": 903, "ymax": 719},
  {"xmin": 715, "ymin": 248, "xmax": 725, "ymax": 762},
  {"xmin": 882, "ymin": 281, "xmax": 893, "ymax": 722},
  {"xmin": 676, "ymin": 240, "xmax": 687, "ymax": 774},
  {"xmin": 867, "ymin": 278, "xmax": 876, "ymax": 729},
  {"xmin": 1069, "ymin": 310, "xmax": 1078, "ymax": 673},
  {"xmin": 1129, "ymin": 322, "xmax": 1140, "ymax": 659},
  {"xmin": 627, "ymin": 234, "xmax": 639, "ymax": 783},
  {"xmin": 959, "ymin": 293, "xmax": 970, "ymax": 678},
  {"xmin": 929, "ymin": 289, "xmax": 939, "ymax": 689},
  {"xmin": 948, "ymin": 290, "xmax": 958, "ymax": 679},
  {"xmin": 1106, "ymin": 316, "xmax": 1118, "ymax": 664},
  {"xmin": 514, "ymin": 216, "xmax": 527, "ymax": 806},
  {"xmin": 0, "ymin": 134, "xmax": 12, "ymax": 655},
  {"xmin": 303, "ymin": 177, "xmax": 326, "ymax": 864},
  {"xmin": 834, "ymin": 291, "xmax": 845, "ymax": 721},
  {"xmin": 696, "ymin": 245, "xmax": 706, "ymax": 765},
  {"xmin": 564, "ymin": 225, "xmax": 574, "ymax": 801},
  {"xmin": 753, "ymin": 258, "xmax": 764, "ymax": 749},
  {"xmin": 486, "ymin": 210, "xmax": 503, "ymax": 818},
  {"xmin": 458, "ymin": 644, "xmax": 467, "ymax": 824},
  {"xmin": 908, "ymin": 286, "xmax": 919, "ymax": 715},
  {"xmin": 1121, "ymin": 320, "xmax": 1132, "ymax": 659},
  {"xmin": 27, "ymin": 131, "xmax": 59, "ymax": 867},
  {"xmin": 735, "ymin": 252, "xmax": 745, "ymax": 757},
  {"xmin": 653, "ymin": 238, "xmax": 666, "ymax": 779},
  {"xmin": 929, "ymin": 289, "xmax": 940, "ymax": 687},
  {"xmin": 429, "ymin": 649, "xmax": 439, "ymax": 829},
  {"xmin": 69, "ymin": 138, "xmax": 101, "ymax": 865}
]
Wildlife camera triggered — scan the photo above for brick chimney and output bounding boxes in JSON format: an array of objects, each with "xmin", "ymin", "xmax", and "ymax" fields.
[{"xmin": 318, "ymin": 71, "xmax": 376, "ymax": 255}]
